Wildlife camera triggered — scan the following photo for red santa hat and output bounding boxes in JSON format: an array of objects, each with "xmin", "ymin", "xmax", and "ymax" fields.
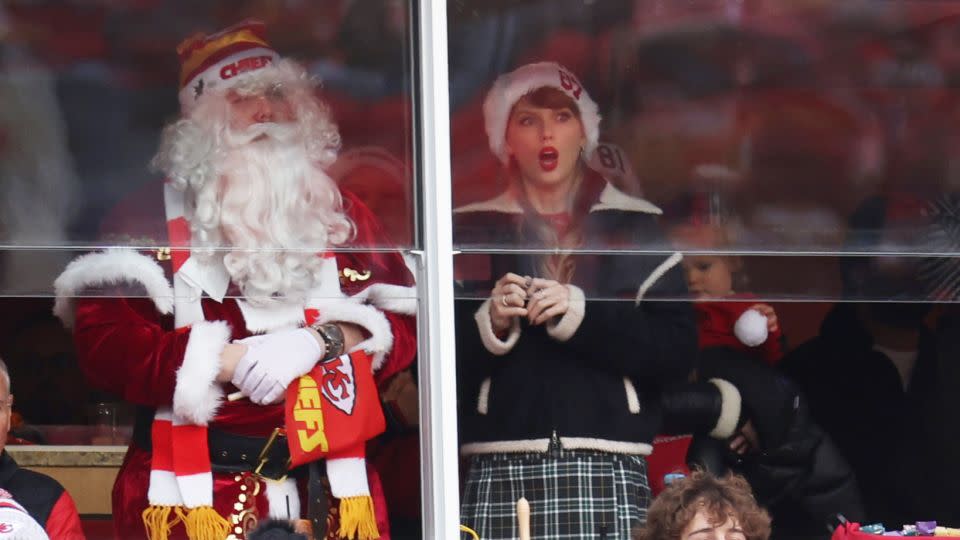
[
  {"xmin": 483, "ymin": 61, "xmax": 601, "ymax": 164},
  {"xmin": 176, "ymin": 19, "xmax": 280, "ymax": 113}
]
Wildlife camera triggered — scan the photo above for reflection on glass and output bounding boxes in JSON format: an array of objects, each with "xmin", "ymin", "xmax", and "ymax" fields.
[
  {"xmin": 448, "ymin": 0, "xmax": 960, "ymax": 301},
  {"xmin": 1, "ymin": 7, "xmax": 422, "ymax": 540},
  {"xmin": 449, "ymin": 1, "xmax": 960, "ymax": 535}
]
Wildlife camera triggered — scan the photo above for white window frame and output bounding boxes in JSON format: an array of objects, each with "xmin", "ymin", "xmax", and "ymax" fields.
[{"xmin": 414, "ymin": 0, "xmax": 461, "ymax": 537}]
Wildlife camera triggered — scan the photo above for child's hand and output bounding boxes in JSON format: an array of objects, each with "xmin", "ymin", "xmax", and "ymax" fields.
[
  {"xmin": 526, "ymin": 278, "xmax": 571, "ymax": 326},
  {"xmin": 750, "ymin": 303, "xmax": 779, "ymax": 333}
]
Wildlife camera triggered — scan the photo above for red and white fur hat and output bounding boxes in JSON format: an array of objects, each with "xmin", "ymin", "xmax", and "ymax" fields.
[{"xmin": 482, "ymin": 61, "xmax": 601, "ymax": 164}]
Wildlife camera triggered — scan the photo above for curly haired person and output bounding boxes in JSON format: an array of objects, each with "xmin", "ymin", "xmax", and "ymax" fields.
[{"xmin": 635, "ymin": 470, "xmax": 771, "ymax": 540}]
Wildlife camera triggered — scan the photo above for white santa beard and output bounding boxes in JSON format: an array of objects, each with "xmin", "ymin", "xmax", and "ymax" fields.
[{"xmin": 194, "ymin": 131, "xmax": 350, "ymax": 306}]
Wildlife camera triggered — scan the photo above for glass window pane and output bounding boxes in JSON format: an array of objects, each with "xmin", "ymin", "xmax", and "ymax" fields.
[
  {"xmin": 2, "ymin": 4, "xmax": 423, "ymax": 537},
  {"xmin": 450, "ymin": 1, "xmax": 960, "ymax": 537}
]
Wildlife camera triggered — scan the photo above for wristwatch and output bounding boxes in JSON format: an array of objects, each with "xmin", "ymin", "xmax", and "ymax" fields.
[{"xmin": 311, "ymin": 322, "xmax": 345, "ymax": 361}]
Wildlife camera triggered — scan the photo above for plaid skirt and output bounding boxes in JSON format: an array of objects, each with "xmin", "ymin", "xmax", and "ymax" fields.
[{"xmin": 460, "ymin": 449, "xmax": 651, "ymax": 540}]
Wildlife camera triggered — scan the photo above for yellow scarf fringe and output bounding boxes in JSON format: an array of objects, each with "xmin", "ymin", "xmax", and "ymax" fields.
[
  {"xmin": 142, "ymin": 505, "xmax": 186, "ymax": 540},
  {"xmin": 337, "ymin": 496, "xmax": 380, "ymax": 539},
  {"xmin": 183, "ymin": 506, "xmax": 232, "ymax": 540}
]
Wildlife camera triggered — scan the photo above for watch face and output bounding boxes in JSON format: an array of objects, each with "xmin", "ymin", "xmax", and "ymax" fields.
[{"xmin": 319, "ymin": 323, "xmax": 345, "ymax": 358}]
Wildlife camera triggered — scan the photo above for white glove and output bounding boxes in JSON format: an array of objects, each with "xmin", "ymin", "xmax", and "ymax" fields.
[{"xmin": 231, "ymin": 328, "xmax": 325, "ymax": 405}]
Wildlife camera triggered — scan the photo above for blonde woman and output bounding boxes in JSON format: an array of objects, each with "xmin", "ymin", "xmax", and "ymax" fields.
[{"xmin": 454, "ymin": 62, "xmax": 697, "ymax": 539}]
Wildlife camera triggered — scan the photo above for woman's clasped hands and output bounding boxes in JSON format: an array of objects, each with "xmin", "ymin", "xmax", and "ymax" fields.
[{"xmin": 489, "ymin": 272, "xmax": 571, "ymax": 334}]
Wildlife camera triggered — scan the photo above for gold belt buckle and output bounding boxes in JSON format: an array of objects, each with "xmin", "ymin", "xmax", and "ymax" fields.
[{"xmin": 255, "ymin": 427, "xmax": 291, "ymax": 481}]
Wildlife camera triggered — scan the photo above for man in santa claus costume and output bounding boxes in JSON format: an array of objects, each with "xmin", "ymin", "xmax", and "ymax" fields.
[{"xmin": 52, "ymin": 20, "xmax": 416, "ymax": 540}]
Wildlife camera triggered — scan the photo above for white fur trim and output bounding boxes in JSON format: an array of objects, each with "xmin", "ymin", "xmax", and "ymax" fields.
[
  {"xmin": 545, "ymin": 284, "xmax": 585, "ymax": 342},
  {"xmin": 453, "ymin": 191, "xmax": 522, "ymax": 215},
  {"xmin": 326, "ymin": 457, "xmax": 370, "ymax": 498},
  {"xmin": 460, "ymin": 439, "xmax": 551, "ymax": 455},
  {"xmin": 53, "ymin": 249, "xmax": 174, "ymax": 328},
  {"xmin": 353, "ymin": 283, "xmax": 418, "ymax": 315},
  {"xmin": 179, "ymin": 47, "xmax": 280, "ymax": 113},
  {"xmin": 636, "ymin": 252, "xmax": 683, "ymax": 304},
  {"xmin": 623, "ymin": 377, "xmax": 641, "ymax": 414},
  {"xmin": 147, "ymin": 470, "xmax": 183, "ymax": 506},
  {"xmin": 560, "ymin": 437, "xmax": 653, "ymax": 455},
  {"xmin": 265, "ymin": 478, "xmax": 301, "ymax": 519},
  {"xmin": 176, "ymin": 472, "xmax": 213, "ymax": 509},
  {"xmin": 474, "ymin": 298, "xmax": 521, "ymax": 356},
  {"xmin": 477, "ymin": 377, "xmax": 492, "ymax": 415},
  {"xmin": 236, "ymin": 299, "xmax": 305, "ymax": 334},
  {"xmin": 173, "ymin": 320, "xmax": 230, "ymax": 425},
  {"xmin": 708, "ymin": 378, "xmax": 742, "ymax": 439},
  {"xmin": 589, "ymin": 183, "xmax": 662, "ymax": 214},
  {"xmin": 314, "ymin": 299, "xmax": 393, "ymax": 371},
  {"xmin": 734, "ymin": 308, "xmax": 769, "ymax": 347},
  {"xmin": 483, "ymin": 62, "xmax": 600, "ymax": 164}
]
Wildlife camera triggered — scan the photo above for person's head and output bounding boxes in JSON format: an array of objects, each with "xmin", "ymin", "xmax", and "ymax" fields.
[
  {"xmin": 669, "ymin": 221, "xmax": 744, "ymax": 300},
  {"xmin": 635, "ymin": 471, "xmax": 771, "ymax": 540},
  {"xmin": 0, "ymin": 357, "xmax": 12, "ymax": 454},
  {"xmin": 483, "ymin": 62, "xmax": 601, "ymax": 201},
  {"xmin": 665, "ymin": 189, "xmax": 746, "ymax": 299},
  {"xmin": 680, "ymin": 254, "xmax": 741, "ymax": 299},
  {"xmin": 152, "ymin": 20, "xmax": 353, "ymax": 306},
  {"xmin": 841, "ymin": 194, "xmax": 932, "ymax": 328}
]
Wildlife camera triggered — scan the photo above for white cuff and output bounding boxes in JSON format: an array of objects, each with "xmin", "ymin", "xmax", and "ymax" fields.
[
  {"xmin": 474, "ymin": 298, "xmax": 521, "ymax": 355},
  {"xmin": 173, "ymin": 320, "xmax": 231, "ymax": 425},
  {"xmin": 545, "ymin": 284, "xmax": 586, "ymax": 342},
  {"xmin": 53, "ymin": 249, "xmax": 174, "ymax": 327},
  {"xmin": 708, "ymin": 378, "xmax": 742, "ymax": 439}
]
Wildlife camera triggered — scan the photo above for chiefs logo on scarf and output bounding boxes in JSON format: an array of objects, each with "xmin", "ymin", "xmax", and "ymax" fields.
[{"xmin": 285, "ymin": 350, "xmax": 385, "ymax": 467}]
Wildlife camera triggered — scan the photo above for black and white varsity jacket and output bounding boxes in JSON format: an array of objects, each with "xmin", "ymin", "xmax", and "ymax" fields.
[{"xmin": 453, "ymin": 173, "xmax": 701, "ymax": 456}]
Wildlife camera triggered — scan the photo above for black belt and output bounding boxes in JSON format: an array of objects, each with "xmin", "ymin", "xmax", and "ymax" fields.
[
  {"xmin": 208, "ymin": 428, "xmax": 292, "ymax": 481},
  {"xmin": 208, "ymin": 428, "xmax": 328, "ymax": 538},
  {"xmin": 134, "ymin": 409, "xmax": 328, "ymax": 539}
]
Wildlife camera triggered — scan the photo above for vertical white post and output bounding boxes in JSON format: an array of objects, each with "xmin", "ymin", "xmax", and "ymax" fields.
[{"xmin": 414, "ymin": 0, "xmax": 459, "ymax": 538}]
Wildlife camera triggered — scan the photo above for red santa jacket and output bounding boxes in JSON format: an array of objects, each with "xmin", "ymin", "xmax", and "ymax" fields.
[{"xmin": 52, "ymin": 189, "xmax": 416, "ymax": 539}]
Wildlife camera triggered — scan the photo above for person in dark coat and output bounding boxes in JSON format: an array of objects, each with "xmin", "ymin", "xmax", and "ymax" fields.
[
  {"xmin": 779, "ymin": 194, "xmax": 951, "ymax": 527},
  {"xmin": 454, "ymin": 61, "xmax": 699, "ymax": 539}
]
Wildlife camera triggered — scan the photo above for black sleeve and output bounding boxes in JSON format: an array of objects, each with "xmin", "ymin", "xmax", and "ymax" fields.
[
  {"xmin": 699, "ymin": 347, "xmax": 801, "ymax": 450},
  {"xmin": 659, "ymin": 381, "xmax": 727, "ymax": 435}
]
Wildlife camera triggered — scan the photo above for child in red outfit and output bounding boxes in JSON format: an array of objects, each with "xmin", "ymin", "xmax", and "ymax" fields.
[{"xmin": 671, "ymin": 220, "xmax": 785, "ymax": 366}]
